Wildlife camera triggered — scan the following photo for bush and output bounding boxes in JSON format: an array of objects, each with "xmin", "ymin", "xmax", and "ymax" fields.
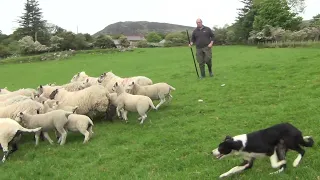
[
  {"xmin": 0, "ymin": 50, "xmax": 76, "ymax": 64},
  {"xmin": 0, "ymin": 44, "xmax": 12, "ymax": 58},
  {"xmin": 257, "ymin": 40, "xmax": 320, "ymax": 49}
]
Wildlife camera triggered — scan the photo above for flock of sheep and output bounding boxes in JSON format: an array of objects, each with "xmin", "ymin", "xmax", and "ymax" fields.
[{"xmin": 0, "ymin": 71, "xmax": 175, "ymax": 163}]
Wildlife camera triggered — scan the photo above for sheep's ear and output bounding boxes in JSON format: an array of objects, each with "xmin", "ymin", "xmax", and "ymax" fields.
[
  {"xmin": 115, "ymin": 82, "xmax": 118, "ymax": 86},
  {"xmin": 86, "ymin": 78, "xmax": 89, "ymax": 82},
  {"xmin": 39, "ymin": 85, "xmax": 43, "ymax": 88},
  {"xmin": 56, "ymin": 101, "xmax": 59, "ymax": 105},
  {"xmin": 41, "ymin": 101, "xmax": 45, "ymax": 104},
  {"xmin": 131, "ymin": 81, "xmax": 134, "ymax": 85},
  {"xmin": 19, "ymin": 112, "xmax": 23, "ymax": 115}
]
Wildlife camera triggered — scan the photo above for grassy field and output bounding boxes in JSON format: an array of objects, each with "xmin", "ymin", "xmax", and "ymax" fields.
[{"xmin": 0, "ymin": 45, "xmax": 320, "ymax": 179}]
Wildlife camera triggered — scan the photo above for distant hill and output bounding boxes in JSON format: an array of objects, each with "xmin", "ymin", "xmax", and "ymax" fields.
[{"xmin": 93, "ymin": 21, "xmax": 196, "ymax": 37}]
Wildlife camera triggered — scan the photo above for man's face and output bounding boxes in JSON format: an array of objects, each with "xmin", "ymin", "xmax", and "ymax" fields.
[{"xmin": 196, "ymin": 20, "xmax": 202, "ymax": 28}]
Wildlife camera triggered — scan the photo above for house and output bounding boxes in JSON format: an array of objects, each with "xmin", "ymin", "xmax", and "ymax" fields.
[{"xmin": 112, "ymin": 35, "xmax": 145, "ymax": 48}]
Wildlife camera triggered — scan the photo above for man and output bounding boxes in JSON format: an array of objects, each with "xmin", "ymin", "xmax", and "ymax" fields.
[{"xmin": 189, "ymin": 18, "xmax": 214, "ymax": 78}]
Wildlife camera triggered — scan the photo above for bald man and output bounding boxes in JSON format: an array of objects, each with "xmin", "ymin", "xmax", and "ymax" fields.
[{"xmin": 189, "ymin": 18, "xmax": 214, "ymax": 78}]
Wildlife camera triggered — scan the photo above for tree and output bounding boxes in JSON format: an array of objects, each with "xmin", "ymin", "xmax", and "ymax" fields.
[
  {"xmin": 310, "ymin": 14, "xmax": 320, "ymax": 27},
  {"xmin": 287, "ymin": 0, "xmax": 306, "ymax": 13},
  {"xmin": 232, "ymin": 0, "xmax": 256, "ymax": 43},
  {"xmin": 18, "ymin": 0, "xmax": 48, "ymax": 45},
  {"xmin": 146, "ymin": 32, "xmax": 162, "ymax": 42},
  {"xmin": 94, "ymin": 34, "xmax": 116, "ymax": 48},
  {"xmin": 119, "ymin": 35, "xmax": 130, "ymax": 47},
  {"xmin": 253, "ymin": 0, "xmax": 302, "ymax": 31}
]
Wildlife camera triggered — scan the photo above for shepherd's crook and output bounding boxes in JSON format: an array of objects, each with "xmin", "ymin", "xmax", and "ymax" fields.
[{"xmin": 186, "ymin": 30, "xmax": 199, "ymax": 78}]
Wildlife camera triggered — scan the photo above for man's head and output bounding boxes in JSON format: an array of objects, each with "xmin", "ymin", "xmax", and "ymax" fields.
[{"xmin": 196, "ymin": 18, "xmax": 203, "ymax": 28}]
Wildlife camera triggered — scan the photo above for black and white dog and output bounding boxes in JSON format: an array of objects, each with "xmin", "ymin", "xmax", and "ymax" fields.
[{"xmin": 211, "ymin": 123, "xmax": 314, "ymax": 178}]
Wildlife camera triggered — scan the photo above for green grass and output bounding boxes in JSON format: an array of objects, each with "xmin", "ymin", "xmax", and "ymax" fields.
[{"xmin": 0, "ymin": 46, "xmax": 320, "ymax": 179}]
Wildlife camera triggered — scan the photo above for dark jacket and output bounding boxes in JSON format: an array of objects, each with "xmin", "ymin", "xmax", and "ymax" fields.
[{"xmin": 191, "ymin": 25, "xmax": 214, "ymax": 49}]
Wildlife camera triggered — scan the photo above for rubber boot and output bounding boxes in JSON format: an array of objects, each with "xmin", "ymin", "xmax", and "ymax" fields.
[
  {"xmin": 208, "ymin": 65, "xmax": 214, "ymax": 77},
  {"xmin": 200, "ymin": 66, "xmax": 206, "ymax": 78}
]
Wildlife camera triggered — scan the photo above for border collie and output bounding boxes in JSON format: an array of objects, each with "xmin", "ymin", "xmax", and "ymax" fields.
[{"xmin": 211, "ymin": 122, "xmax": 314, "ymax": 178}]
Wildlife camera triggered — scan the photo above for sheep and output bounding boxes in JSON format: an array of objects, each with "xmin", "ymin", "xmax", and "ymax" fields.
[
  {"xmin": 48, "ymin": 85, "xmax": 110, "ymax": 118},
  {"xmin": 0, "ymin": 99, "xmax": 44, "ymax": 119},
  {"xmin": 126, "ymin": 81, "xmax": 176, "ymax": 110},
  {"xmin": 37, "ymin": 85, "xmax": 62, "ymax": 99},
  {"xmin": 0, "ymin": 87, "xmax": 10, "ymax": 94},
  {"xmin": 97, "ymin": 71, "xmax": 153, "ymax": 92},
  {"xmin": 0, "ymin": 118, "xmax": 42, "ymax": 163},
  {"xmin": 0, "ymin": 88, "xmax": 37, "ymax": 102},
  {"xmin": 105, "ymin": 93, "xmax": 123, "ymax": 121},
  {"xmin": 43, "ymin": 99, "xmax": 78, "ymax": 114},
  {"xmin": 112, "ymin": 82, "xmax": 156, "ymax": 124},
  {"xmin": 57, "ymin": 114, "xmax": 94, "ymax": 144},
  {"xmin": 33, "ymin": 93, "xmax": 48, "ymax": 103},
  {"xmin": 15, "ymin": 110, "xmax": 73, "ymax": 146},
  {"xmin": 41, "ymin": 102, "xmax": 94, "ymax": 144},
  {"xmin": 62, "ymin": 80, "xmax": 91, "ymax": 92},
  {"xmin": 0, "ymin": 95, "xmax": 32, "ymax": 107},
  {"xmin": 70, "ymin": 71, "xmax": 99, "ymax": 86}
]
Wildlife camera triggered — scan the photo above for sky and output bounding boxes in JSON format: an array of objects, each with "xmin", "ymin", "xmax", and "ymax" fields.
[{"xmin": 0, "ymin": 0, "xmax": 319, "ymax": 35}]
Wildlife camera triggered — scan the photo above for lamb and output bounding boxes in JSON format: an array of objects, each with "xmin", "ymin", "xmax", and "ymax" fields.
[
  {"xmin": 41, "ymin": 102, "xmax": 94, "ymax": 144},
  {"xmin": 0, "ymin": 95, "xmax": 32, "ymax": 107},
  {"xmin": 48, "ymin": 85, "xmax": 110, "ymax": 117},
  {"xmin": 15, "ymin": 110, "xmax": 73, "ymax": 146},
  {"xmin": 70, "ymin": 71, "xmax": 99, "ymax": 86},
  {"xmin": 57, "ymin": 114, "xmax": 94, "ymax": 144},
  {"xmin": 0, "ymin": 88, "xmax": 37, "ymax": 102},
  {"xmin": 0, "ymin": 118, "xmax": 42, "ymax": 163},
  {"xmin": 0, "ymin": 99, "xmax": 44, "ymax": 119},
  {"xmin": 43, "ymin": 99, "xmax": 78, "ymax": 114},
  {"xmin": 97, "ymin": 71, "xmax": 153, "ymax": 92},
  {"xmin": 33, "ymin": 93, "xmax": 48, "ymax": 103},
  {"xmin": 0, "ymin": 87, "xmax": 10, "ymax": 94},
  {"xmin": 37, "ymin": 85, "xmax": 62, "ymax": 99},
  {"xmin": 112, "ymin": 82, "xmax": 156, "ymax": 124},
  {"xmin": 126, "ymin": 81, "xmax": 176, "ymax": 110},
  {"xmin": 62, "ymin": 80, "xmax": 91, "ymax": 92}
]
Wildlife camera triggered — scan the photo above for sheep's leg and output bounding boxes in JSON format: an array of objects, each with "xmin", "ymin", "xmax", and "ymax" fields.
[
  {"xmin": 82, "ymin": 130, "xmax": 90, "ymax": 144},
  {"xmin": 34, "ymin": 131, "xmax": 41, "ymax": 146},
  {"xmin": 122, "ymin": 109, "xmax": 129, "ymax": 123},
  {"xmin": 42, "ymin": 132, "xmax": 54, "ymax": 145},
  {"xmin": 9, "ymin": 143, "xmax": 18, "ymax": 155},
  {"xmin": 140, "ymin": 114, "xmax": 147, "ymax": 124},
  {"xmin": 155, "ymin": 97, "xmax": 166, "ymax": 110},
  {"xmin": 88, "ymin": 126, "xmax": 94, "ymax": 138},
  {"xmin": 0, "ymin": 142, "xmax": 9, "ymax": 163},
  {"xmin": 56, "ymin": 128, "xmax": 68, "ymax": 145},
  {"xmin": 167, "ymin": 94, "xmax": 173, "ymax": 102}
]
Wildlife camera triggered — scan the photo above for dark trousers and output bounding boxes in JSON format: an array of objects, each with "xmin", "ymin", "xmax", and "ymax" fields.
[{"xmin": 196, "ymin": 46, "xmax": 213, "ymax": 77}]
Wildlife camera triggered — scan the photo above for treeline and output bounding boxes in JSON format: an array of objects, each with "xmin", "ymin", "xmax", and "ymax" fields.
[{"xmin": 212, "ymin": 0, "xmax": 320, "ymax": 47}]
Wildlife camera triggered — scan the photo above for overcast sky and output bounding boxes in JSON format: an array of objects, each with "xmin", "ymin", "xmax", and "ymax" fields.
[{"xmin": 0, "ymin": 0, "xmax": 319, "ymax": 35}]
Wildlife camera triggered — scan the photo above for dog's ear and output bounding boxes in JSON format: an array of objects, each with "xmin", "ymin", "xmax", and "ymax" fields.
[{"xmin": 224, "ymin": 135, "xmax": 233, "ymax": 141}]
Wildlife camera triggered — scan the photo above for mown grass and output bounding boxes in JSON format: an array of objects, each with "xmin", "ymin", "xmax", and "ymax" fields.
[{"xmin": 0, "ymin": 46, "xmax": 320, "ymax": 179}]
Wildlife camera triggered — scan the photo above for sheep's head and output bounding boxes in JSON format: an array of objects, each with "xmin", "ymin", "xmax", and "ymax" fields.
[
  {"xmin": 37, "ymin": 85, "xmax": 44, "ymax": 95},
  {"xmin": 49, "ymin": 89, "xmax": 59, "ymax": 100},
  {"xmin": 15, "ymin": 110, "xmax": 28, "ymax": 123},
  {"xmin": 97, "ymin": 72, "xmax": 107, "ymax": 83}
]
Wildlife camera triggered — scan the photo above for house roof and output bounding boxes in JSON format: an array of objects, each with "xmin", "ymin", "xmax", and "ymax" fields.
[{"xmin": 126, "ymin": 35, "xmax": 145, "ymax": 41}]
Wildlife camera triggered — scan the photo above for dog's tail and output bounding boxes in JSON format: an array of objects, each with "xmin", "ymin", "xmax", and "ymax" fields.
[{"xmin": 299, "ymin": 136, "xmax": 314, "ymax": 147}]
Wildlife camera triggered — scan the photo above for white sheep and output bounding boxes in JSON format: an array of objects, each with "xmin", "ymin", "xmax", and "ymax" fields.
[
  {"xmin": 0, "ymin": 95, "xmax": 32, "ymax": 107},
  {"xmin": 37, "ymin": 85, "xmax": 62, "ymax": 99},
  {"xmin": 62, "ymin": 80, "xmax": 91, "ymax": 92},
  {"xmin": 0, "ymin": 99, "xmax": 44, "ymax": 119},
  {"xmin": 15, "ymin": 109, "xmax": 73, "ymax": 146},
  {"xmin": 0, "ymin": 118, "xmax": 42, "ymax": 163},
  {"xmin": 126, "ymin": 81, "xmax": 176, "ymax": 110},
  {"xmin": 43, "ymin": 99, "xmax": 78, "ymax": 114},
  {"xmin": 41, "ymin": 102, "xmax": 94, "ymax": 144},
  {"xmin": 0, "ymin": 88, "xmax": 37, "ymax": 102},
  {"xmin": 0, "ymin": 87, "xmax": 10, "ymax": 94},
  {"xmin": 97, "ymin": 71, "xmax": 153, "ymax": 92},
  {"xmin": 48, "ymin": 85, "xmax": 110, "ymax": 117},
  {"xmin": 70, "ymin": 71, "xmax": 99, "ymax": 86},
  {"xmin": 112, "ymin": 82, "xmax": 156, "ymax": 124}
]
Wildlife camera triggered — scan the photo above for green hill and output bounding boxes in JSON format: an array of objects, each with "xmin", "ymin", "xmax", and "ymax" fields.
[{"xmin": 93, "ymin": 21, "xmax": 196, "ymax": 36}]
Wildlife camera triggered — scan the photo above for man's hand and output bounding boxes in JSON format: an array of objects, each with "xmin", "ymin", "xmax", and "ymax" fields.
[
  {"xmin": 189, "ymin": 42, "xmax": 193, "ymax": 47},
  {"xmin": 208, "ymin": 43, "xmax": 213, "ymax": 48}
]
